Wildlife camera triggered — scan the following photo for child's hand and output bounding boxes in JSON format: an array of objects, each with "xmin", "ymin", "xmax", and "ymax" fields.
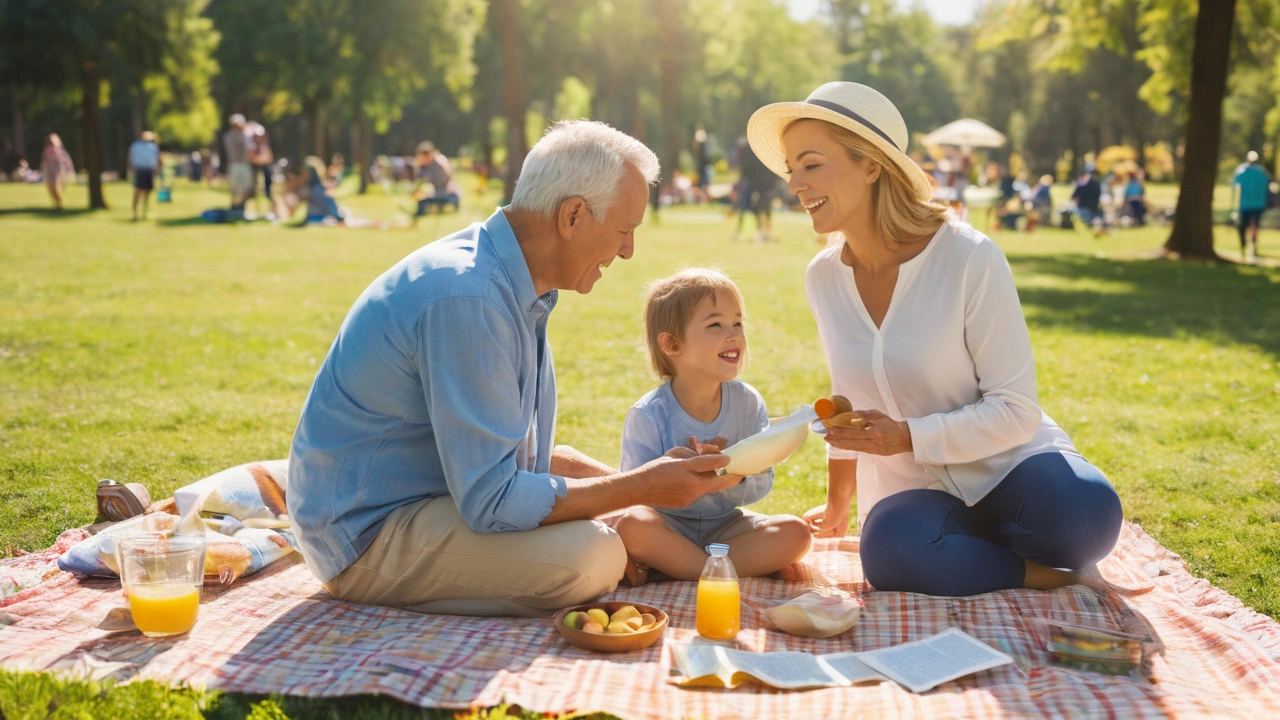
[{"xmin": 803, "ymin": 503, "xmax": 851, "ymax": 538}]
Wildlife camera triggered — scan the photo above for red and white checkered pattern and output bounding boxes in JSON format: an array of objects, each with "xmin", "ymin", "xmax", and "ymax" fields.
[{"xmin": 3, "ymin": 521, "xmax": 1278, "ymax": 718}]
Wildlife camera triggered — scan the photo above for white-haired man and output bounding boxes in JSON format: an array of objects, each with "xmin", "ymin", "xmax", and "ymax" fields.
[
  {"xmin": 1233, "ymin": 150, "xmax": 1272, "ymax": 259},
  {"xmin": 288, "ymin": 121, "xmax": 734, "ymax": 616}
]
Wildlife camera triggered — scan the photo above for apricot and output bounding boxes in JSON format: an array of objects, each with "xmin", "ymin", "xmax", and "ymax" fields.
[
  {"xmin": 583, "ymin": 621, "xmax": 604, "ymax": 633},
  {"xmin": 624, "ymin": 616, "xmax": 644, "ymax": 631},
  {"xmin": 610, "ymin": 605, "xmax": 641, "ymax": 625},
  {"xmin": 562, "ymin": 611, "xmax": 586, "ymax": 630},
  {"xmin": 606, "ymin": 621, "xmax": 634, "ymax": 634},
  {"xmin": 586, "ymin": 608, "xmax": 610, "ymax": 628},
  {"xmin": 639, "ymin": 613, "xmax": 656, "ymax": 627}
]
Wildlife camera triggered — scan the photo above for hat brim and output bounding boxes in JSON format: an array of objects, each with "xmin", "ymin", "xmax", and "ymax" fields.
[{"xmin": 747, "ymin": 102, "xmax": 934, "ymax": 201}]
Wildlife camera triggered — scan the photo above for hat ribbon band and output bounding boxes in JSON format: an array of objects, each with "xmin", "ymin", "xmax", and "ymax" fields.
[{"xmin": 806, "ymin": 99, "xmax": 900, "ymax": 152}]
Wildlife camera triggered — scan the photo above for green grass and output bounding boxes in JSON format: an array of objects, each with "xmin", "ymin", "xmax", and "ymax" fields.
[{"xmin": 1, "ymin": 176, "xmax": 1278, "ymax": 716}]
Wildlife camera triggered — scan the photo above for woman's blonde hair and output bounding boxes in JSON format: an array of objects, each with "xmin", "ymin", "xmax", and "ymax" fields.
[
  {"xmin": 643, "ymin": 268, "xmax": 747, "ymax": 380},
  {"xmin": 789, "ymin": 119, "xmax": 949, "ymax": 247}
]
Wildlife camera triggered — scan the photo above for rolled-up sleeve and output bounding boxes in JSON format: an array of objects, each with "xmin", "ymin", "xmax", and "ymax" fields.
[
  {"xmin": 907, "ymin": 241, "xmax": 1042, "ymax": 465},
  {"xmin": 418, "ymin": 296, "xmax": 564, "ymax": 533}
]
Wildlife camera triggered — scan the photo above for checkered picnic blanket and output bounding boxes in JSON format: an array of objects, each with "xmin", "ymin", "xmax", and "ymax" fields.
[{"xmin": 3, "ymin": 520, "xmax": 1279, "ymax": 718}]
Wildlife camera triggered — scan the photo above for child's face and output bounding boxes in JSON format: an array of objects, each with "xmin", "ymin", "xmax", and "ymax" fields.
[{"xmin": 665, "ymin": 290, "xmax": 746, "ymax": 384}]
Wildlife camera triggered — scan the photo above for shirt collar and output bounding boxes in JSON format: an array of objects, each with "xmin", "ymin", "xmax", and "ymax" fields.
[{"xmin": 483, "ymin": 207, "xmax": 558, "ymax": 316}]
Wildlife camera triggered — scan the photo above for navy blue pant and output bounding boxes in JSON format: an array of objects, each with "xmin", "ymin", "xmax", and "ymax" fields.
[{"xmin": 860, "ymin": 452, "xmax": 1123, "ymax": 596}]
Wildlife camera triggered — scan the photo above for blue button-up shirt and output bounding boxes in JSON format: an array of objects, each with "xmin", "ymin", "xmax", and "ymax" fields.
[{"xmin": 288, "ymin": 209, "xmax": 567, "ymax": 582}]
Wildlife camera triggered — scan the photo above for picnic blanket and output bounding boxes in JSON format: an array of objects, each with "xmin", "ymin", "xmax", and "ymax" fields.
[{"xmin": 3, "ymin": 521, "xmax": 1279, "ymax": 718}]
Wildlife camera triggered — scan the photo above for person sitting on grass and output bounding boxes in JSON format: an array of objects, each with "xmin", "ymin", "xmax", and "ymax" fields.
[
  {"xmin": 408, "ymin": 141, "xmax": 461, "ymax": 217},
  {"xmin": 611, "ymin": 268, "xmax": 812, "ymax": 587},
  {"xmin": 747, "ymin": 81, "xmax": 1123, "ymax": 596}
]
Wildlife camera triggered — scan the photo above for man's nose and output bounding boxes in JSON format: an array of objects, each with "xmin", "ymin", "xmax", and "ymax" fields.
[{"xmin": 619, "ymin": 236, "xmax": 634, "ymax": 260}]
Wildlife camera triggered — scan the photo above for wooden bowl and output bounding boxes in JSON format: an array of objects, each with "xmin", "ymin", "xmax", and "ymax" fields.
[{"xmin": 552, "ymin": 601, "xmax": 669, "ymax": 653}]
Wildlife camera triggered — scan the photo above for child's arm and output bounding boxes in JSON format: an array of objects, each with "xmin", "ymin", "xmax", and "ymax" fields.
[{"xmin": 620, "ymin": 408, "xmax": 668, "ymax": 473}]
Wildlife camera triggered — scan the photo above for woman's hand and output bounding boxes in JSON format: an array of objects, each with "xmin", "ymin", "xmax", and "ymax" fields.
[
  {"xmin": 822, "ymin": 409, "xmax": 913, "ymax": 456},
  {"xmin": 802, "ymin": 503, "xmax": 851, "ymax": 538}
]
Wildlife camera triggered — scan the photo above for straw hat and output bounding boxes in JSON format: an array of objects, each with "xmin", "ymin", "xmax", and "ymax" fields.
[{"xmin": 747, "ymin": 82, "xmax": 933, "ymax": 199}]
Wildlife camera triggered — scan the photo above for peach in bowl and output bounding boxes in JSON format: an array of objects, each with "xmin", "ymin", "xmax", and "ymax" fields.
[{"xmin": 553, "ymin": 601, "xmax": 669, "ymax": 653}]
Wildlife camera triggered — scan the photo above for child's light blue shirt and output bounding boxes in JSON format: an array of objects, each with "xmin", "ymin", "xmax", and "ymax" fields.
[{"xmin": 620, "ymin": 380, "xmax": 773, "ymax": 521}]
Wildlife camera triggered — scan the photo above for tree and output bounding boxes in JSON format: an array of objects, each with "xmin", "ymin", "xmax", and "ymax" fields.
[
  {"xmin": 496, "ymin": 0, "xmax": 529, "ymax": 201},
  {"xmin": 1164, "ymin": 0, "xmax": 1237, "ymax": 259},
  {"xmin": 0, "ymin": 0, "xmax": 186, "ymax": 209}
]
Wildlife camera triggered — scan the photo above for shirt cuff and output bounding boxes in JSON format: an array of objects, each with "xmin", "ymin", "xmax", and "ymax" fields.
[
  {"xmin": 826, "ymin": 445, "xmax": 859, "ymax": 461},
  {"xmin": 490, "ymin": 470, "xmax": 565, "ymax": 531},
  {"xmin": 907, "ymin": 415, "xmax": 945, "ymax": 466}
]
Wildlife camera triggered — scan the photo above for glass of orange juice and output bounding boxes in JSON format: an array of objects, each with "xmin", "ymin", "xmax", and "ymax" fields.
[{"xmin": 116, "ymin": 534, "xmax": 207, "ymax": 637}]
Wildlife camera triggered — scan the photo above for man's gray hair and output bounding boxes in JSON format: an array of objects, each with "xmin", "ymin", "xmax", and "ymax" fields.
[{"xmin": 510, "ymin": 120, "xmax": 660, "ymax": 221}]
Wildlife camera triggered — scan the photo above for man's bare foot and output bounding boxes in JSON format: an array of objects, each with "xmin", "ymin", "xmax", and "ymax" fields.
[{"xmin": 622, "ymin": 558, "xmax": 650, "ymax": 587}]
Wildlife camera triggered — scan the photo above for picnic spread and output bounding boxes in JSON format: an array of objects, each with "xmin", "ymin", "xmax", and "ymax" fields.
[{"xmin": 3, "ymin": 460, "xmax": 1279, "ymax": 719}]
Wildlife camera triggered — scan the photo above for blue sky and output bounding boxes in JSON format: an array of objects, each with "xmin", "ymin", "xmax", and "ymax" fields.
[{"xmin": 786, "ymin": 0, "xmax": 980, "ymax": 26}]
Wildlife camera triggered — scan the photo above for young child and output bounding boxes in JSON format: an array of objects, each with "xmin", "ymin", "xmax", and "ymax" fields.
[{"xmin": 614, "ymin": 268, "xmax": 812, "ymax": 586}]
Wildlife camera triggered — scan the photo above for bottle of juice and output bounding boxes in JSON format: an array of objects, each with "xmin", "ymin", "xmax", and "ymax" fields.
[{"xmin": 696, "ymin": 543, "xmax": 740, "ymax": 640}]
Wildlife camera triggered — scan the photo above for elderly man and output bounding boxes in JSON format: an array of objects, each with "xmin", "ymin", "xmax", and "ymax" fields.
[{"xmin": 289, "ymin": 121, "xmax": 734, "ymax": 617}]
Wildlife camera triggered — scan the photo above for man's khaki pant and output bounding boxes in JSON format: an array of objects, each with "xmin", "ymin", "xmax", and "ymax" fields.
[{"xmin": 325, "ymin": 496, "xmax": 627, "ymax": 617}]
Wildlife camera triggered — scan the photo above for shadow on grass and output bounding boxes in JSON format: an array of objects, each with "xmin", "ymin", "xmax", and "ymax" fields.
[
  {"xmin": 1011, "ymin": 254, "xmax": 1280, "ymax": 357},
  {"xmin": 0, "ymin": 207, "xmax": 97, "ymax": 218}
]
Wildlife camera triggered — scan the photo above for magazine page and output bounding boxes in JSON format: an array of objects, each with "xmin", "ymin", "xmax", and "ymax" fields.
[
  {"xmin": 816, "ymin": 652, "xmax": 889, "ymax": 685},
  {"xmin": 671, "ymin": 644, "xmax": 849, "ymax": 689},
  {"xmin": 856, "ymin": 627, "xmax": 1013, "ymax": 693}
]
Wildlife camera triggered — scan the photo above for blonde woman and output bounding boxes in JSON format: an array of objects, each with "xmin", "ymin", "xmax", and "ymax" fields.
[{"xmin": 747, "ymin": 83, "xmax": 1122, "ymax": 596}]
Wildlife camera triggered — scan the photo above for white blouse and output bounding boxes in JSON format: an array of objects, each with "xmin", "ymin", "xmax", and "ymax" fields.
[{"xmin": 805, "ymin": 220, "xmax": 1079, "ymax": 526}]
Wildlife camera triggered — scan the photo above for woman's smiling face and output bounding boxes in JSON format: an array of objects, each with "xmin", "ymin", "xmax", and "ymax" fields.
[{"xmin": 781, "ymin": 119, "xmax": 877, "ymax": 236}]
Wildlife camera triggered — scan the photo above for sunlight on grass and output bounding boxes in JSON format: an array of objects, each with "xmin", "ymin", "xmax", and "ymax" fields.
[{"xmin": 1, "ymin": 178, "xmax": 1278, "ymax": 716}]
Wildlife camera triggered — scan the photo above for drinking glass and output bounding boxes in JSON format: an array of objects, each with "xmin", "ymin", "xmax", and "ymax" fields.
[{"xmin": 116, "ymin": 534, "xmax": 207, "ymax": 637}]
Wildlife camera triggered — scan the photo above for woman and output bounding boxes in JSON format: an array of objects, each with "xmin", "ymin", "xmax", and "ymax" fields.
[
  {"xmin": 747, "ymin": 83, "xmax": 1123, "ymax": 596},
  {"xmin": 41, "ymin": 133, "xmax": 75, "ymax": 210}
]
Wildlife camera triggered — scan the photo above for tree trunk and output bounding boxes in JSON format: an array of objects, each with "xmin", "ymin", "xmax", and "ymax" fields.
[
  {"xmin": 656, "ymin": 0, "xmax": 680, "ymax": 215},
  {"xmin": 12, "ymin": 90, "xmax": 26, "ymax": 162},
  {"xmin": 497, "ymin": 0, "xmax": 528, "ymax": 203},
  {"xmin": 1164, "ymin": 0, "xmax": 1236, "ymax": 260},
  {"xmin": 355, "ymin": 108, "xmax": 370, "ymax": 194},
  {"xmin": 81, "ymin": 69, "xmax": 107, "ymax": 210}
]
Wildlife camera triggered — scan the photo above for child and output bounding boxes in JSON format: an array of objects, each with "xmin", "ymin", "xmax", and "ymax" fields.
[{"xmin": 614, "ymin": 269, "xmax": 812, "ymax": 586}]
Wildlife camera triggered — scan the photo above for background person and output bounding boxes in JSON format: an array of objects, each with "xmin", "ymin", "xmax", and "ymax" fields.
[
  {"xmin": 128, "ymin": 130, "xmax": 160, "ymax": 221},
  {"xmin": 410, "ymin": 141, "xmax": 461, "ymax": 216},
  {"xmin": 288, "ymin": 121, "xmax": 735, "ymax": 617},
  {"xmin": 40, "ymin": 133, "xmax": 74, "ymax": 210},
  {"xmin": 1233, "ymin": 150, "xmax": 1272, "ymax": 259},
  {"xmin": 747, "ymin": 82, "xmax": 1123, "ymax": 597},
  {"xmin": 223, "ymin": 114, "xmax": 254, "ymax": 212}
]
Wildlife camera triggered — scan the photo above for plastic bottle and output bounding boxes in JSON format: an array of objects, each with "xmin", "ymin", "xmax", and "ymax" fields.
[{"xmin": 696, "ymin": 543, "xmax": 740, "ymax": 640}]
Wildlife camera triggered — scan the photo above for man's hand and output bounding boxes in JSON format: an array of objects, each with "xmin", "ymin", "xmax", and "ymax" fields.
[
  {"xmin": 636, "ymin": 452, "xmax": 733, "ymax": 508},
  {"xmin": 822, "ymin": 409, "xmax": 912, "ymax": 456}
]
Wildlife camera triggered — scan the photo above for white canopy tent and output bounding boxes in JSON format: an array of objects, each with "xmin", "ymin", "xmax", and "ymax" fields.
[{"xmin": 922, "ymin": 119, "xmax": 1006, "ymax": 149}]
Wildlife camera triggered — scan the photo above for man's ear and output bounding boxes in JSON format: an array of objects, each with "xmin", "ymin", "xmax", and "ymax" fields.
[
  {"xmin": 658, "ymin": 332, "xmax": 680, "ymax": 357},
  {"xmin": 557, "ymin": 196, "xmax": 588, "ymax": 237}
]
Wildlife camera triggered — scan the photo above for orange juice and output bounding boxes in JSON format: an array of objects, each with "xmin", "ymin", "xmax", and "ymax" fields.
[
  {"xmin": 127, "ymin": 583, "xmax": 200, "ymax": 636},
  {"xmin": 696, "ymin": 578, "xmax": 741, "ymax": 640}
]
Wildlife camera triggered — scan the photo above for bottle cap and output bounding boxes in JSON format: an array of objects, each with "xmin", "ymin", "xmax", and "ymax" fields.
[{"xmin": 706, "ymin": 543, "xmax": 729, "ymax": 557}]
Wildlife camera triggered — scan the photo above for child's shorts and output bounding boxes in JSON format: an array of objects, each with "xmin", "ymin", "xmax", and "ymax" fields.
[{"xmin": 659, "ymin": 508, "xmax": 770, "ymax": 549}]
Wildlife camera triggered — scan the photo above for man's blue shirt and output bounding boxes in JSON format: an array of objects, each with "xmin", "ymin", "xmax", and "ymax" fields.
[
  {"xmin": 288, "ymin": 209, "xmax": 567, "ymax": 582},
  {"xmin": 1234, "ymin": 162, "xmax": 1271, "ymax": 211}
]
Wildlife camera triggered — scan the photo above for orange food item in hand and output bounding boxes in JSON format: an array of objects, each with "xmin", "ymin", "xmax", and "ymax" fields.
[{"xmin": 813, "ymin": 395, "xmax": 853, "ymax": 420}]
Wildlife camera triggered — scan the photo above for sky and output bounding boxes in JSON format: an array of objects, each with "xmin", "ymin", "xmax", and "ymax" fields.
[{"xmin": 787, "ymin": 0, "xmax": 980, "ymax": 27}]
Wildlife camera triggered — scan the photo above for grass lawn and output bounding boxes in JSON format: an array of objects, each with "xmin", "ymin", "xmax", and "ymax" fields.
[{"xmin": 1, "ymin": 176, "xmax": 1278, "ymax": 717}]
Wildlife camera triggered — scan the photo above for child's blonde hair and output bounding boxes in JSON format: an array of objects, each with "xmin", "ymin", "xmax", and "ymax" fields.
[{"xmin": 643, "ymin": 268, "xmax": 747, "ymax": 379}]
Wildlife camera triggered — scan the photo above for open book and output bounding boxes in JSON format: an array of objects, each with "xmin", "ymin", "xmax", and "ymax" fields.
[{"xmin": 672, "ymin": 627, "xmax": 1012, "ymax": 693}]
